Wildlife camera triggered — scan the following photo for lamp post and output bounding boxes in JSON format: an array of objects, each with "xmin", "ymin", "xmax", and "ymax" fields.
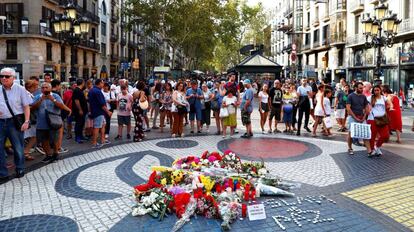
[
  {"xmin": 361, "ymin": 0, "xmax": 401, "ymax": 85},
  {"xmin": 52, "ymin": 2, "xmax": 91, "ymax": 80}
]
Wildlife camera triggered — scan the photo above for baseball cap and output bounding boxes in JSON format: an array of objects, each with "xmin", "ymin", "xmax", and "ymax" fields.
[{"xmin": 243, "ymin": 79, "xmax": 251, "ymax": 85}]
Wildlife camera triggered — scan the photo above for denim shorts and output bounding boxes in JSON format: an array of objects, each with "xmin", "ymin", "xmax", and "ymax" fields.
[
  {"xmin": 189, "ymin": 108, "xmax": 202, "ymax": 121},
  {"xmin": 93, "ymin": 115, "xmax": 106, "ymax": 128}
]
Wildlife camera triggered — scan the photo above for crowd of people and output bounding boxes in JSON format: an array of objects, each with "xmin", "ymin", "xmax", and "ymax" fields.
[{"xmin": 0, "ymin": 66, "xmax": 411, "ymax": 180}]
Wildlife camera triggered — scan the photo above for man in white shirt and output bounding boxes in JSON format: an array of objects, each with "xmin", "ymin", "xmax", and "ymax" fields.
[{"xmin": 0, "ymin": 68, "xmax": 32, "ymax": 180}]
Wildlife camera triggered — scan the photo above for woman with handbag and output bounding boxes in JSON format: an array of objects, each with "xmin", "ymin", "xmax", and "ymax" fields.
[
  {"xmin": 367, "ymin": 85, "xmax": 390, "ymax": 157},
  {"xmin": 132, "ymin": 81, "xmax": 147, "ymax": 142},
  {"xmin": 171, "ymin": 82, "xmax": 188, "ymax": 137},
  {"xmin": 382, "ymin": 85, "xmax": 402, "ymax": 143},
  {"xmin": 221, "ymin": 88, "xmax": 238, "ymax": 138}
]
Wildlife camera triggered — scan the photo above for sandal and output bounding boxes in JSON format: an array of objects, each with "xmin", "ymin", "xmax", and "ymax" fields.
[{"xmin": 24, "ymin": 154, "xmax": 34, "ymax": 161}]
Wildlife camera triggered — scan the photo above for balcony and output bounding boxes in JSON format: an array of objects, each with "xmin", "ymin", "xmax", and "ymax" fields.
[
  {"xmin": 330, "ymin": 32, "xmax": 346, "ymax": 46},
  {"xmin": 110, "ymin": 54, "xmax": 119, "ymax": 62},
  {"xmin": 399, "ymin": 18, "xmax": 414, "ymax": 35},
  {"xmin": 74, "ymin": 6, "xmax": 100, "ymax": 24},
  {"xmin": 110, "ymin": 33, "xmax": 118, "ymax": 43},
  {"xmin": 284, "ymin": 7, "xmax": 293, "ymax": 18},
  {"xmin": 302, "ymin": 43, "xmax": 311, "ymax": 51},
  {"xmin": 79, "ymin": 40, "xmax": 100, "ymax": 51},
  {"xmin": 322, "ymin": 14, "xmax": 330, "ymax": 22},
  {"xmin": 369, "ymin": 0, "xmax": 379, "ymax": 4},
  {"xmin": 0, "ymin": 24, "xmax": 59, "ymax": 39},
  {"xmin": 128, "ymin": 41, "xmax": 138, "ymax": 49},
  {"xmin": 277, "ymin": 23, "xmax": 293, "ymax": 32},
  {"xmin": 346, "ymin": 34, "xmax": 365, "ymax": 46},
  {"xmin": 312, "ymin": 41, "xmax": 321, "ymax": 49},
  {"xmin": 321, "ymin": 37, "xmax": 330, "ymax": 46},
  {"xmin": 312, "ymin": 19, "xmax": 320, "ymax": 27},
  {"xmin": 111, "ymin": 14, "xmax": 119, "ymax": 23},
  {"xmin": 349, "ymin": 0, "xmax": 364, "ymax": 14}
]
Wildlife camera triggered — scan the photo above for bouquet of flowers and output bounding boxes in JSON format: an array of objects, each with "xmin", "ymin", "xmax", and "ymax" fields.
[
  {"xmin": 131, "ymin": 188, "xmax": 173, "ymax": 219},
  {"xmin": 241, "ymin": 159, "xmax": 267, "ymax": 177},
  {"xmin": 219, "ymin": 201, "xmax": 241, "ymax": 231},
  {"xmin": 172, "ymin": 156, "xmax": 201, "ymax": 170},
  {"xmin": 196, "ymin": 193, "xmax": 219, "ymax": 218},
  {"xmin": 220, "ymin": 150, "xmax": 242, "ymax": 171}
]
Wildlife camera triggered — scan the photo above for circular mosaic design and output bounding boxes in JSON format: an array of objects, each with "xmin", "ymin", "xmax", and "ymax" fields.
[
  {"xmin": 218, "ymin": 138, "xmax": 322, "ymax": 161},
  {"xmin": 155, "ymin": 139, "xmax": 198, "ymax": 149}
]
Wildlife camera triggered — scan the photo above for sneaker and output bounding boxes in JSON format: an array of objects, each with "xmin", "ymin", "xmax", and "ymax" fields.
[
  {"xmin": 92, "ymin": 143, "xmax": 103, "ymax": 149},
  {"xmin": 49, "ymin": 154, "xmax": 58, "ymax": 163},
  {"xmin": 197, "ymin": 130, "xmax": 202, "ymax": 134},
  {"xmin": 190, "ymin": 131, "xmax": 194, "ymax": 134},
  {"xmin": 172, "ymin": 134, "xmax": 176, "ymax": 138},
  {"xmin": 206, "ymin": 129, "xmax": 210, "ymax": 133},
  {"xmin": 367, "ymin": 151, "xmax": 375, "ymax": 158},
  {"xmin": 262, "ymin": 130, "xmax": 265, "ymax": 134},
  {"xmin": 235, "ymin": 129, "xmax": 239, "ymax": 134},
  {"xmin": 35, "ymin": 146, "xmax": 46, "ymax": 155},
  {"xmin": 127, "ymin": 134, "xmax": 131, "ymax": 140},
  {"xmin": 268, "ymin": 129, "xmax": 273, "ymax": 134},
  {"xmin": 103, "ymin": 140, "xmax": 111, "ymax": 145},
  {"xmin": 41, "ymin": 156, "xmax": 53, "ymax": 163},
  {"xmin": 375, "ymin": 147, "xmax": 383, "ymax": 157},
  {"xmin": 105, "ymin": 134, "xmax": 109, "ymax": 139},
  {"xmin": 273, "ymin": 129, "xmax": 282, "ymax": 133},
  {"xmin": 15, "ymin": 170, "xmax": 25, "ymax": 178},
  {"xmin": 181, "ymin": 133, "xmax": 185, "ymax": 137},
  {"xmin": 114, "ymin": 135, "xmax": 121, "ymax": 140},
  {"xmin": 241, "ymin": 133, "xmax": 250, "ymax": 138},
  {"xmin": 58, "ymin": 148, "xmax": 69, "ymax": 154},
  {"xmin": 304, "ymin": 127, "xmax": 311, "ymax": 133},
  {"xmin": 348, "ymin": 149, "xmax": 354, "ymax": 155}
]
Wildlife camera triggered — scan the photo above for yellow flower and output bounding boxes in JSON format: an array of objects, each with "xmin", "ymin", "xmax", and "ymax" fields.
[
  {"xmin": 161, "ymin": 178, "xmax": 167, "ymax": 186},
  {"xmin": 200, "ymin": 175, "xmax": 215, "ymax": 194},
  {"xmin": 151, "ymin": 166, "xmax": 172, "ymax": 172}
]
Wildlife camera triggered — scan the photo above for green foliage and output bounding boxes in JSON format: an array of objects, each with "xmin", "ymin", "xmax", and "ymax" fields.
[{"xmin": 123, "ymin": 0, "xmax": 267, "ymax": 71}]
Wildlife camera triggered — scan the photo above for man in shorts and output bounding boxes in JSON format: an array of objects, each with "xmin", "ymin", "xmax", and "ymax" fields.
[
  {"xmin": 115, "ymin": 85, "xmax": 133, "ymax": 140},
  {"xmin": 88, "ymin": 79, "xmax": 112, "ymax": 148},
  {"xmin": 240, "ymin": 79, "xmax": 254, "ymax": 138},
  {"xmin": 268, "ymin": 80, "xmax": 283, "ymax": 133},
  {"xmin": 346, "ymin": 82, "xmax": 371, "ymax": 156}
]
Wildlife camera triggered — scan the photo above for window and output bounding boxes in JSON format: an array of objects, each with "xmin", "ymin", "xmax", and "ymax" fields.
[
  {"xmin": 83, "ymin": 0, "xmax": 87, "ymax": 10},
  {"xmin": 323, "ymin": 25, "xmax": 329, "ymax": 41},
  {"xmin": 315, "ymin": 6, "xmax": 319, "ymax": 20},
  {"xmin": 5, "ymin": 3, "xmax": 23, "ymax": 32},
  {"xmin": 313, "ymin": 30, "xmax": 319, "ymax": 43},
  {"xmin": 42, "ymin": 7, "xmax": 55, "ymax": 30},
  {"xmin": 92, "ymin": 2, "xmax": 96, "ymax": 14},
  {"xmin": 338, "ymin": 49, "xmax": 343, "ymax": 66},
  {"xmin": 6, "ymin": 40, "xmax": 17, "ymax": 59},
  {"xmin": 355, "ymin": 15, "xmax": 360, "ymax": 34},
  {"xmin": 101, "ymin": 22, "xmax": 106, "ymax": 35},
  {"xmin": 305, "ymin": 33, "xmax": 310, "ymax": 45},
  {"xmin": 102, "ymin": 1, "xmax": 107, "ymax": 15},
  {"xmin": 307, "ymin": 12, "xmax": 310, "ymax": 27},
  {"xmin": 404, "ymin": 0, "xmax": 411, "ymax": 19},
  {"xmin": 61, "ymin": 46, "xmax": 66, "ymax": 63},
  {"xmin": 83, "ymin": 51, "xmax": 87, "ymax": 65},
  {"xmin": 101, "ymin": 43, "xmax": 107, "ymax": 56},
  {"xmin": 46, "ymin": 43, "xmax": 52, "ymax": 61}
]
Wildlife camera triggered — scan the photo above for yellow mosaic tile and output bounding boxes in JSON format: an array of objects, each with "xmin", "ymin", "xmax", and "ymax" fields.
[{"xmin": 342, "ymin": 176, "xmax": 414, "ymax": 230}]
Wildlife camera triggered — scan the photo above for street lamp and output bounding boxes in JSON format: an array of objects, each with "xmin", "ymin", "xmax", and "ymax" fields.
[
  {"xmin": 361, "ymin": 0, "xmax": 401, "ymax": 84},
  {"xmin": 52, "ymin": 2, "xmax": 91, "ymax": 80}
]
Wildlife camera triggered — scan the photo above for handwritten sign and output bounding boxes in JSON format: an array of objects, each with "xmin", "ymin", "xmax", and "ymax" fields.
[{"xmin": 248, "ymin": 204, "xmax": 266, "ymax": 221}]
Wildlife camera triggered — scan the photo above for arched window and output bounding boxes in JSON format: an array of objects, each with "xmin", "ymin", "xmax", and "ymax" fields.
[{"xmin": 102, "ymin": 1, "xmax": 107, "ymax": 15}]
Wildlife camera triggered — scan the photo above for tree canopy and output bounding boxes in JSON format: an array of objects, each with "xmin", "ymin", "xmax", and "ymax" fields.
[{"xmin": 124, "ymin": 0, "xmax": 267, "ymax": 72}]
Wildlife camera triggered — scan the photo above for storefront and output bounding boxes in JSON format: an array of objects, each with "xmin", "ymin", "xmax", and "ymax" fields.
[
  {"xmin": 44, "ymin": 65, "xmax": 55, "ymax": 79},
  {"xmin": 399, "ymin": 40, "xmax": 414, "ymax": 97}
]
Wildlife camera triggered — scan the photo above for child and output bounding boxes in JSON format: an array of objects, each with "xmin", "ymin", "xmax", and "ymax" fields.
[
  {"xmin": 115, "ymin": 85, "xmax": 133, "ymax": 140},
  {"xmin": 323, "ymin": 89, "xmax": 333, "ymax": 136},
  {"xmin": 222, "ymin": 88, "xmax": 238, "ymax": 138}
]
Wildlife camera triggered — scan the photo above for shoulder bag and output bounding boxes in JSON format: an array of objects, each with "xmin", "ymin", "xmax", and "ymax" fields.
[
  {"xmin": 2, "ymin": 87, "xmax": 25, "ymax": 130},
  {"xmin": 46, "ymin": 110, "xmax": 63, "ymax": 130},
  {"xmin": 138, "ymin": 91, "xmax": 149, "ymax": 110}
]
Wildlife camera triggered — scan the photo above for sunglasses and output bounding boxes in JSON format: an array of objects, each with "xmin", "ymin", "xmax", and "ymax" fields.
[{"xmin": 0, "ymin": 75, "xmax": 12, "ymax": 79}]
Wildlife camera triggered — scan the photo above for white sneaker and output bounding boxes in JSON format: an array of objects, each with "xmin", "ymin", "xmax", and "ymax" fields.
[
  {"xmin": 375, "ymin": 147, "xmax": 383, "ymax": 156},
  {"xmin": 172, "ymin": 134, "xmax": 176, "ymax": 138},
  {"xmin": 222, "ymin": 135, "xmax": 226, "ymax": 138},
  {"xmin": 105, "ymin": 134, "xmax": 109, "ymax": 139},
  {"xmin": 181, "ymin": 133, "xmax": 185, "ymax": 137},
  {"xmin": 262, "ymin": 130, "xmax": 265, "ymax": 134}
]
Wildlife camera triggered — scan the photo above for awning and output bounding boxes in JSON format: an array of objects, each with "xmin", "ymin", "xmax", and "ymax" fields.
[{"xmin": 153, "ymin": 66, "xmax": 170, "ymax": 73}]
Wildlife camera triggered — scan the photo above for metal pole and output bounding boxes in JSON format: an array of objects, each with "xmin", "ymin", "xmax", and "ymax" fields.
[
  {"xmin": 375, "ymin": 25, "xmax": 382, "ymax": 84},
  {"xmin": 70, "ymin": 45, "xmax": 77, "ymax": 79}
]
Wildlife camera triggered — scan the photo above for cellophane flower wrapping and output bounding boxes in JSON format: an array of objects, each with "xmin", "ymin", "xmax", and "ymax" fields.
[{"xmin": 171, "ymin": 197, "xmax": 197, "ymax": 232}]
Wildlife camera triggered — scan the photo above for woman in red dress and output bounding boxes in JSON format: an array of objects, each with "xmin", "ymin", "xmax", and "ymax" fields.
[{"xmin": 382, "ymin": 85, "xmax": 402, "ymax": 143}]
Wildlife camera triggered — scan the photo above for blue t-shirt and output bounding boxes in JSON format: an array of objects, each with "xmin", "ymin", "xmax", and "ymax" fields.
[
  {"xmin": 33, "ymin": 93, "xmax": 63, "ymax": 130},
  {"xmin": 240, "ymin": 88, "xmax": 254, "ymax": 113},
  {"xmin": 186, "ymin": 88, "xmax": 202, "ymax": 108},
  {"xmin": 88, "ymin": 86, "xmax": 106, "ymax": 118}
]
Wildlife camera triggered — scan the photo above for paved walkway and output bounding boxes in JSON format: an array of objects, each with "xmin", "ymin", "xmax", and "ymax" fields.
[{"xmin": 1, "ymin": 106, "xmax": 413, "ymax": 232}]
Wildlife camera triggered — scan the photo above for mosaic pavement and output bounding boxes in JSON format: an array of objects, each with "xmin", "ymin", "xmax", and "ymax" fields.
[{"xmin": 0, "ymin": 134, "xmax": 413, "ymax": 232}]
